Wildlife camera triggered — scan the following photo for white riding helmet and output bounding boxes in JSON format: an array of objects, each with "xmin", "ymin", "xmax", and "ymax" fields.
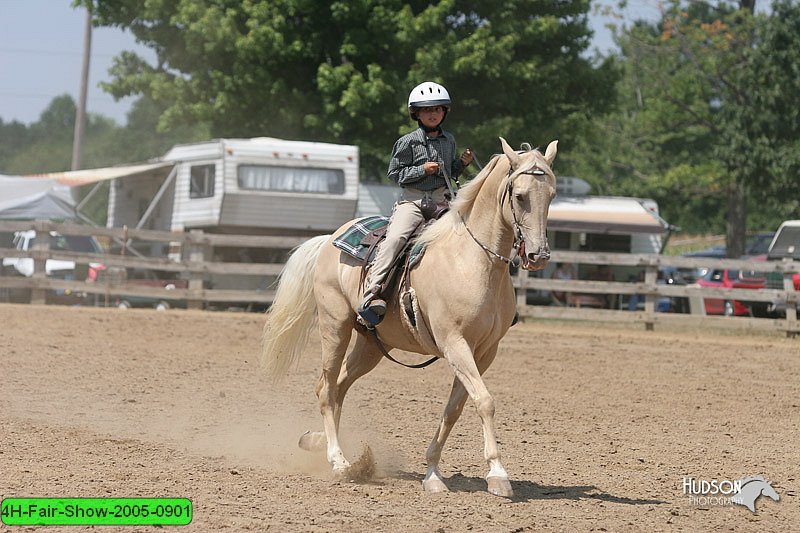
[{"xmin": 408, "ymin": 81, "xmax": 451, "ymax": 119}]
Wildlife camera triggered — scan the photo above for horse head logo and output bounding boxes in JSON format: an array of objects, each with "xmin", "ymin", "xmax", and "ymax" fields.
[{"xmin": 730, "ymin": 476, "xmax": 780, "ymax": 513}]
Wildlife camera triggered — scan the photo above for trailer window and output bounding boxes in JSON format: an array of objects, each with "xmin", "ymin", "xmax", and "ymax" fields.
[
  {"xmin": 190, "ymin": 164, "xmax": 215, "ymax": 198},
  {"xmin": 579, "ymin": 233, "xmax": 632, "ymax": 253},
  {"xmin": 238, "ymin": 165, "xmax": 345, "ymax": 194}
]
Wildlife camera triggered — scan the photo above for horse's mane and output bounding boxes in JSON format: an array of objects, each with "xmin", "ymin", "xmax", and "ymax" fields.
[{"xmin": 416, "ymin": 154, "xmax": 502, "ymax": 248}]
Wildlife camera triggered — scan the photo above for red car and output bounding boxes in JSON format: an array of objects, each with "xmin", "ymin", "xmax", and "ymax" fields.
[{"xmin": 695, "ymin": 268, "xmax": 767, "ymax": 316}]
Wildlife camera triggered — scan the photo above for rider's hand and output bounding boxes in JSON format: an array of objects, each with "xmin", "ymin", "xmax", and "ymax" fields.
[
  {"xmin": 460, "ymin": 148, "xmax": 473, "ymax": 167},
  {"xmin": 423, "ymin": 161, "xmax": 440, "ymax": 175}
]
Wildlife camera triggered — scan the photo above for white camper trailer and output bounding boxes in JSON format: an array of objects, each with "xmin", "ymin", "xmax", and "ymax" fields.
[
  {"xmin": 38, "ymin": 137, "xmax": 359, "ymax": 297},
  {"xmin": 107, "ymin": 137, "xmax": 359, "ymax": 236}
]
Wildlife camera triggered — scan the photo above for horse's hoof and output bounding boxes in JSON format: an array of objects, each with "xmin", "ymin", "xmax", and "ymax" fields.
[
  {"xmin": 298, "ymin": 431, "xmax": 326, "ymax": 452},
  {"xmin": 331, "ymin": 465, "xmax": 350, "ymax": 481},
  {"xmin": 332, "ymin": 445, "xmax": 375, "ymax": 483},
  {"xmin": 487, "ymin": 476, "xmax": 514, "ymax": 498},
  {"xmin": 422, "ymin": 477, "xmax": 449, "ymax": 493}
]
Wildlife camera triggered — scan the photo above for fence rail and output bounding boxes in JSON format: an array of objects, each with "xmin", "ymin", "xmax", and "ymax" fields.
[
  {"xmin": 511, "ymin": 250, "xmax": 800, "ymax": 336},
  {"xmin": 0, "ymin": 220, "xmax": 298, "ymax": 309},
  {"xmin": 1, "ymin": 220, "xmax": 798, "ymax": 335}
]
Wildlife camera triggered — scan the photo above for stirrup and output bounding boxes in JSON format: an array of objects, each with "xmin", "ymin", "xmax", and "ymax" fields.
[{"xmin": 358, "ymin": 295, "xmax": 386, "ymax": 328}]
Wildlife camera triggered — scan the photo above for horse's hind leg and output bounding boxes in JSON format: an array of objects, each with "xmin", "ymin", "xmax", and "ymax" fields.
[
  {"xmin": 301, "ymin": 332, "xmax": 383, "ymax": 452},
  {"xmin": 334, "ymin": 332, "xmax": 383, "ymax": 422},
  {"xmin": 316, "ymin": 312, "xmax": 354, "ymax": 474}
]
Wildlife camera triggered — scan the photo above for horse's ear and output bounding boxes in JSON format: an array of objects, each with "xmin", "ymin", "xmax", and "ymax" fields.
[
  {"xmin": 499, "ymin": 137, "xmax": 521, "ymax": 169},
  {"xmin": 544, "ymin": 140, "xmax": 558, "ymax": 168}
]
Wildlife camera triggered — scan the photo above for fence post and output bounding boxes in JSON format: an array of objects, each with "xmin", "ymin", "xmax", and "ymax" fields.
[
  {"xmin": 784, "ymin": 273, "xmax": 798, "ymax": 337},
  {"xmin": 30, "ymin": 219, "xmax": 50, "ymax": 305},
  {"xmin": 687, "ymin": 285, "xmax": 706, "ymax": 317},
  {"xmin": 186, "ymin": 230, "xmax": 206, "ymax": 310},
  {"xmin": 643, "ymin": 263, "xmax": 657, "ymax": 331}
]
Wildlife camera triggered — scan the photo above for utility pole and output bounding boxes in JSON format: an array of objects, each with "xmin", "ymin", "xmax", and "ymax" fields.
[{"xmin": 71, "ymin": 7, "xmax": 92, "ymax": 172}]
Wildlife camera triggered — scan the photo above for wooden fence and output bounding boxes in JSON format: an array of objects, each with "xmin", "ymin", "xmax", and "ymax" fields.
[
  {"xmin": 1, "ymin": 220, "xmax": 798, "ymax": 336},
  {"xmin": 0, "ymin": 220, "xmax": 295, "ymax": 310},
  {"xmin": 512, "ymin": 251, "xmax": 799, "ymax": 336}
]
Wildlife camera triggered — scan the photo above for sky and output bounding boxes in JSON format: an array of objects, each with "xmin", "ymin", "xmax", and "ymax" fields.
[{"xmin": 0, "ymin": 0, "xmax": 661, "ymax": 126}]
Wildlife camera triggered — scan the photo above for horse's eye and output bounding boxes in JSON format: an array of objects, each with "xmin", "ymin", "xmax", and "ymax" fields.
[{"xmin": 515, "ymin": 193, "xmax": 525, "ymax": 203}]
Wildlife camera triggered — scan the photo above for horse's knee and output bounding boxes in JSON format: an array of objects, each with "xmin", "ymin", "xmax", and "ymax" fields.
[{"xmin": 474, "ymin": 394, "xmax": 495, "ymax": 419}]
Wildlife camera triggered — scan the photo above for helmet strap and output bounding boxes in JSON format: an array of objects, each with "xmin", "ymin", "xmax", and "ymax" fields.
[
  {"xmin": 417, "ymin": 120, "xmax": 444, "ymax": 133},
  {"xmin": 416, "ymin": 109, "xmax": 447, "ymax": 132}
]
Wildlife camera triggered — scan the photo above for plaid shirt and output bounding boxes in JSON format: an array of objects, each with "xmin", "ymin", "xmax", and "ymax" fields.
[{"xmin": 387, "ymin": 127, "xmax": 465, "ymax": 191}]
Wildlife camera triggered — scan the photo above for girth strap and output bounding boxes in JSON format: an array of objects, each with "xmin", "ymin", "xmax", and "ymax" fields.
[{"xmin": 356, "ymin": 322, "xmax": 439, "ymax": 369}]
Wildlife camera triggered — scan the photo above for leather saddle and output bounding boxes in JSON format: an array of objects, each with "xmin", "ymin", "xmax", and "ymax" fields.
[{"xmin": 358, "ymin": 202, "xmax": 450, "ymax": 323}]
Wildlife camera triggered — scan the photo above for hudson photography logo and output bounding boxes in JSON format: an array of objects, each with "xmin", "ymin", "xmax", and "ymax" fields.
[{"xmin": 682, "ymin": 475, "xmax": 780, "ymax": 513}]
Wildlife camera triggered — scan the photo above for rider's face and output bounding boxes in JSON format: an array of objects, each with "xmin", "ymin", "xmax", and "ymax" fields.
[{"xmin": 417, "ymin": 106, "xmax": 445, "ymax": 128}]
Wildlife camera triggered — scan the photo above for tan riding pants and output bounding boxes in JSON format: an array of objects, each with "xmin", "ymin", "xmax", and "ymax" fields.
[{"xmin": 365, "ymin": 187, "xmax": 448, "ymax": 296}]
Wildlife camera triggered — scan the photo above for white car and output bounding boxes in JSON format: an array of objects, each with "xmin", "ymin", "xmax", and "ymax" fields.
[{"xmin": 2, "ymin": 230, "xmax": 104, "ymax": 278}]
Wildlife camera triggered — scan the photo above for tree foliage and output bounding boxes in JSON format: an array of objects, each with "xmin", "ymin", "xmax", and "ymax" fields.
[
  {"xmin": 569, "ymin": 0, "xmax": 800, "ymax": 254},
  {"xmin": 79, "ymin": 0, "xmax": 617, "ymax": 179},
  {"xmin": 0, "ymin": 95, "xmax": 208, "ymax": 175}
]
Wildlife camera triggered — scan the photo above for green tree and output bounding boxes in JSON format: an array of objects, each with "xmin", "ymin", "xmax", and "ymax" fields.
[
  {"xmin": 0, "ymin": 94, "xmax": 203, "ymax": 175},
  {"xmin": 0, "ymin": 93, "xmax": 207, "ymax": 224},
  {"xmin": 567, "ymin": 9, "xmax": 734, "ymax": 237},
  {"xmin": 745, "ymin": 0, "xmax": 800, "ymax": 228},
  {"xmin": 80, "ymin": 0, "xmax": 617, "ymax": 180},
  {"xmin": 571, "ymin": 1, "xmax": 800, "ymax": 254},
  {"xmin": 100, "ymin": 96, "xmax": 210, "ymax": 164},
  {"xmin": 0, "ymin": 119, "xmax": 33, "ymax": 171},
  {"xmin": 2, "ymin": 95, "xmax": 85, "ymax": 174}
]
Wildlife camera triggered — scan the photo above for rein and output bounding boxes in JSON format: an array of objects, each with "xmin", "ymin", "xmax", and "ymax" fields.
[
  {"xmin": 460, "ymin": 161, "xmax": 546, "ymax": 267},
  {"xmin": 459, "ymin": 213, "xmax": 516, "ymax": 265},
  {"xmin": 364, "ymin": 148, "xmax": 545, "ymax": 370}
]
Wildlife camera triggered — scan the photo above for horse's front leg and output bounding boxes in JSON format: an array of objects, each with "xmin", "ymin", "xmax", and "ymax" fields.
[
  {"xmin": 424, "ymin": 344, "xmax": 499, "ymax": 493},
  {"xmin": 423, "ymin": 377, "xmax": 468, "ymax": 493},
  {"xmin": 443, "ymin": 339, "xmax": 512, "ymax": 498}
]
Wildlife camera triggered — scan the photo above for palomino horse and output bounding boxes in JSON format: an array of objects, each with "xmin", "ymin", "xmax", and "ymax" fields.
[{"xmin": 262, "ymin": 137, "xmax": 557, "ymax": 497}]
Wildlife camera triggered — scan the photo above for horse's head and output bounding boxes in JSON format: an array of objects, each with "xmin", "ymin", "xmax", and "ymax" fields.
[
  {"xmin": 499, "ymin": 137, "xmax": 558, "ymax": 270},
  {"xmin": 761, "ymin": 482, "xmax": 780, "ymax": 502}
]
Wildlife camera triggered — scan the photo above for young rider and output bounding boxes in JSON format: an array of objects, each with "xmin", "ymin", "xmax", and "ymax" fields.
[{"xmin": 358, "ymin": 81, "xmax": 473, "ymax": 326}]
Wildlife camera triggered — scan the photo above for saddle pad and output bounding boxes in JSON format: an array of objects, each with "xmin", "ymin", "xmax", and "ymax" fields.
[
  {"xmin": 408, "ymin": 241, "xmax": 426, "ymax": 269},
  {"xmin": 332, "ymin": 215, "xmax": 390, "ymax": 261}
]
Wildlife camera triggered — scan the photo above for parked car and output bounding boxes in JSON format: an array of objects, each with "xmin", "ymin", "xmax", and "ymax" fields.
[
  {"xmin": 694, "ymin": 267, "xmax": 768, "ymax": 316},
  {"xmin": 112, "ymin": 269, "xmax": 188, "ymax": 310},
  {"xmin": 761, "ymin": 221, "xmax": 800, "ymax": 316},
  {"xmin": 653, "ymin": 266, "xmax": 704, "ymax": 313},
  {"xmin": 684, "ymin": 232, "xmax": 775, "ymax": 258},
  {"xmin": 1, "ymin": 230, "xmax": 105, "ymax": 304}
]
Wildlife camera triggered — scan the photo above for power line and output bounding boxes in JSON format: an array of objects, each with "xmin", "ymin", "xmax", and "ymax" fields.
[
  {"xmin": 0, "ymin": 90, "xmax": 120, "ymax": 103},
  {"xmin": 0, "ymin": 46, "xmax": 125, "ymax": 58}
]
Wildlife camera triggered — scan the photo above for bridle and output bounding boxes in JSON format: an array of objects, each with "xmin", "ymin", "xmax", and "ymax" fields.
[{"xmin": 461, "ymin": 154, "xmax": 547, "ymax": 266}]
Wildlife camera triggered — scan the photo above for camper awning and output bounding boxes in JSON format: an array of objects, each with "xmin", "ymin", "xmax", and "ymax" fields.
[
  {"xmin": 548, "ymin": 196, "xmax": 669, "ymax": 235},
  {"xmin": 30, "ymin": 161, "xmax": 175, "ymax": 186}
]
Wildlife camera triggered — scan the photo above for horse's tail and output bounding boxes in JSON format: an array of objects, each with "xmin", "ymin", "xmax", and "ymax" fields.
[{"xmin": 261, "ymin": 234, "xmax": 330, "ymax": 382}]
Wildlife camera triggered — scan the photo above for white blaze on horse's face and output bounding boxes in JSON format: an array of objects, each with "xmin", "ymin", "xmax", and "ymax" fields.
[{"xmin": 500, "ymin": 138, "xmax": 558, "ymax": 271}]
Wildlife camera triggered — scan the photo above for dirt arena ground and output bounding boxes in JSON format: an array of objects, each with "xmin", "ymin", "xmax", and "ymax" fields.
[{"xmin": 1, "ymin": 304, "xmax": 798, "ymax": 532}]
